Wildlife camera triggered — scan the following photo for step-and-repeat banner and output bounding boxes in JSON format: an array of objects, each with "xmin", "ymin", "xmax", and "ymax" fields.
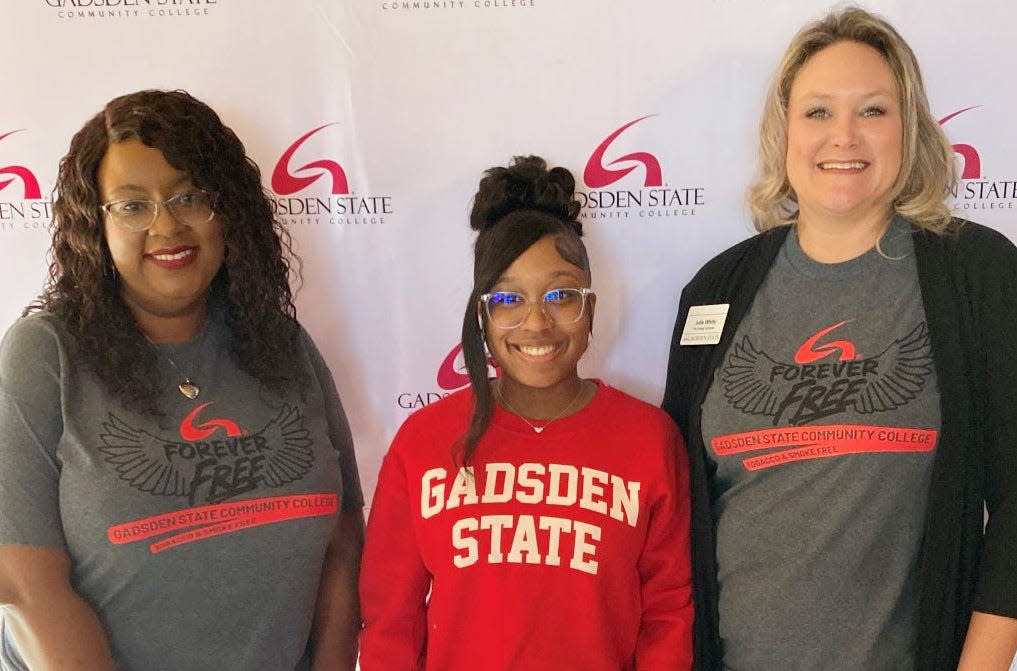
[{"xmin": 2, "ymin": 1, "xmax": 1015, "ymax": 502}]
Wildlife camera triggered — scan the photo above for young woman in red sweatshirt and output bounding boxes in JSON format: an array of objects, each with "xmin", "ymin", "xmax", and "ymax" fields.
[{"xmin": 360, "ymin": 156, "xmax": 693, "ymax": 670}]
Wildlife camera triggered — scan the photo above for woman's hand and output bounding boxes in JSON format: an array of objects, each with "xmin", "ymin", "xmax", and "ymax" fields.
[{"xmin": 0, "ymin": 544, "xmax": 117, "ymax": 671}]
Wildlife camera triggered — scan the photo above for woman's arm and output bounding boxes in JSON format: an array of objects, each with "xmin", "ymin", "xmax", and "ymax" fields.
[
  {"xmin": 0, "ymin": 545, "xmax": 116, "ymax": 671},
  {"xmin": 957, "ymin": 612, "xmax": 1017, "ymax": 671},
  {"xmin": 300, "ymin": 329, "xmax": 366, "ymax": 669},
  {"xmin": 310, "ymin": 508, "xmax": 365, "ymax": 671},
  {"xmin": 0, "ymin": 320, "xmax": 113, "ymax": 669}
]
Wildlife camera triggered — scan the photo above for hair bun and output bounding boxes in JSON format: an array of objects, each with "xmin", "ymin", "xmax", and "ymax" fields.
[{"xmin": 469, "ymin": 155, "xmax": 582, "ymax": 234}]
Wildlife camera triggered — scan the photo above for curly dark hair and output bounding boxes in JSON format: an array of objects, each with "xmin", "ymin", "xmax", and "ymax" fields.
[
  {"xmin": 26, "ymin": 89, "xmax": 303, "ymax": 414},
  {"xmin": 458, "ymin": 155, "xmax": 589, "ymax": 467}
]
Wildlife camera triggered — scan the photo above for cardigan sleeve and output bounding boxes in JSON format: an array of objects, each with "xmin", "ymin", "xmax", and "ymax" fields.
[
  {"xmin": 661, "ymin": 283, "xmax": 695, "ymax": 436},
  {"xmin": 969, "ymin": 227, "xmax": 1017, "ymax": 617}
]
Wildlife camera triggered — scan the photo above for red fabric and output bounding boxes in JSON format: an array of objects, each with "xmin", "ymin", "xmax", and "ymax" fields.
[{"xmin": 360, "ymin": 381, "xmax": 694, "ymax": 670}]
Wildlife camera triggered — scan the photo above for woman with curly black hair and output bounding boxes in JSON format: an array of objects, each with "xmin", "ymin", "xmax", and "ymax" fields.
[
  {"xmin": 0, "ymin": 90, "xmax": 363, "ymax": 671},
  {"xmin": 359, "ymin": 156, "xmax": 693, "ymax": 670}
]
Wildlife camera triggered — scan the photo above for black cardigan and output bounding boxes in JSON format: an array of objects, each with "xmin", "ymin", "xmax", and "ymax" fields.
[{"xmin": 661, "ymin": 220, "xmax": 1017, "ymax": 671}]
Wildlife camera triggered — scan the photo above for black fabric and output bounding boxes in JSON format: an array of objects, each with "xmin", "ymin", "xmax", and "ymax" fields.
[{"xmin": 661, "ymin": 220, "xmax": 1017, "ymax": 671}]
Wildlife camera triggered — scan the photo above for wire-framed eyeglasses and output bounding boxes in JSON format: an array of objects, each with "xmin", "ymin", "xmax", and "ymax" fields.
[
  {"xmin": 480, "ymin": 287, "xmax": 594, "ymax": 329},
  {"xmin": 100, "ymin": 190, "xmax": 217, "ymax": 232}
]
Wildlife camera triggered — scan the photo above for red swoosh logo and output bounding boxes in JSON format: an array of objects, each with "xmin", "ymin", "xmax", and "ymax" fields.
[
  {"xmin": 0, "ymin": 130, "xmax": 42, "ymax": 200},
  {"xmin": 794, "ymin": 320, "xmax": 856, "ymax": 365},
  {"xmin": 271, "ymin": 124, "xmax": 349, "ymax": 195},
  {"xmin": 436, "ymin": 343, "xmax": 499, "ymax": 391},
  {"xmin": 436, "ymin": 343, "xmax": 470, "ymax": 390},
  {"xmin": 938, "ymin": 106, "xmax": 982, "ymax": 180},
  {"xmin": 583, "ymin": 116, "xmax": 663, "ymax": 189},
  {"xmin": 180, "ymin": 402, "xmax": 245, "ymax": 441}
]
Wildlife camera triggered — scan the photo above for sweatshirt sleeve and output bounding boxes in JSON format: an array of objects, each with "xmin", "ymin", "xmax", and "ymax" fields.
[
  {"xmin": 635, "ymin": 417, "xmax": 695, "ymax": 669},
  {"xmin": 971, "ymin": 230, "xmax": 1017, "ymax": 617},
  {"xmin": 359, "ymin": 430, "xmax": 431, "ymax": 670}
]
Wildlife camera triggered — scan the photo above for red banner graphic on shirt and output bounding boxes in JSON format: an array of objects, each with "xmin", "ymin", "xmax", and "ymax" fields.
[
  {"xmin": 107, "ymin": 493, "xmax": 337, "ymax": 554},
  {"xmin": 712, "ymin": 424, "xmax": 936, "ymax": 471}
]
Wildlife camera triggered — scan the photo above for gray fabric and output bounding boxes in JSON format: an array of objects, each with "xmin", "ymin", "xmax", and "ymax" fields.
[
  {"xmin": 701, "ymin": 218, "xmax": 940, "ymax": 671},
  {"xmin": 0, "ymin": 309, "xmax": 362, "ymax": 671}
]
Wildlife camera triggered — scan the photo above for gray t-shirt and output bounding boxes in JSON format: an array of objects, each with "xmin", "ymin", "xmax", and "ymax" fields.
[
  {"xmin": 701, "ymin": 218, "xmax": 940, "ymax": 671},
  {"xmin": 0, "ymin": 309, "xmax": 362, "ymax": 671}
]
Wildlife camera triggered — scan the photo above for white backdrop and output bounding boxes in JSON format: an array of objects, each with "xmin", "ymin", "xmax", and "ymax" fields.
[{"xmin": 2, "ymin": 0, "xmax": 1015, "ymax": 509}]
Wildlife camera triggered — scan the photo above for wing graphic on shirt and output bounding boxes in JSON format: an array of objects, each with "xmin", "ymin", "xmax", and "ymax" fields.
[
  {"xmin": 255, "ymin": 404, "xmax": 315, "ymax": 487},
  {"xmin": 98, "ymin": 414, "xmax": 194, "ymax": 496},
  {"xmin": 720, "ymin": 335, "xmax": 790, "ymax": 417},
  {"xmin": 720, "ymin": 322, "xmax": 934, "ymax": 424},
  {"xmin": 852, "ymin": 322, "xmax": 934, "ymax": 414},
  {"xmin": 98, "ymin": 404, "xmax": 314, "ymax": 499}
]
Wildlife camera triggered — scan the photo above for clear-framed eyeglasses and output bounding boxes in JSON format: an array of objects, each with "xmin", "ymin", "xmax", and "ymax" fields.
[
  {"xmin": 480, "ymin": 287, "xmax": 594, "ymax": 329},
  {"xmin": 100, "ymin": 190, "xmax": 217, "ymax": 232}
]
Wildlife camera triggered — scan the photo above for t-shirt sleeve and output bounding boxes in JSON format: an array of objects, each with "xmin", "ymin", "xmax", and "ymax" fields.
[
  {"xmin": 302, "ymin": 330, "xmax": 364, "ymax": 510},
  {"xmin": 0, "ymin": 316, "xmax": 68, "ymax": 549},
  {"xmin": 970, "ymin": 230, "xmax": 1017, "ymax": 617},
  {"xmin": 635, "ymin": 414, "xmax": 694, "ymax": 669}
]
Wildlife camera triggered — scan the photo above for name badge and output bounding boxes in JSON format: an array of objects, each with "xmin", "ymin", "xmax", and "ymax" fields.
[{"xmin": 679, "ymin": 304, "xmax": 729, "ymax": 346}]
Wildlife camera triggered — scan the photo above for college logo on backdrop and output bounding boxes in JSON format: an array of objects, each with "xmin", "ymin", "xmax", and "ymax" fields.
[
  {"xmin": 272, "ymin": 124, "xmax": 349, "ymax": 196},
  {"xmin": 939, "ymin": 106, "xmax": 1017, "ymax": 214},
  {"xmin": 435, "ymin": 343, "xmax": 472, "ymax": 392},
  {"xmin": 584, "ymin": 117, "xmax": 663, "ymax": 189},
  {"xmin": 0, "ymin": 130, "xmax": 52, "ymax": 233},
  {"xmin": 0, "ymin": 132, "xmax": 42, "ymax": 200},
  {"xmin": 577, "ymin": 116, "xmax": 704, "ymax": 222},
  {"xmin": 397, "ymin": 342, "xmax": 499, "ymax": 410},
  {"xmin": 378, "ymin": 0, "xmax": 535, "ymax": 12},
  {"xmin": 43, "ymin": 0, "xmax": 218, "ymax": 20},
  {"xmin": 269, "ymin": 123, "xmax": 393, "ymax": 227}
]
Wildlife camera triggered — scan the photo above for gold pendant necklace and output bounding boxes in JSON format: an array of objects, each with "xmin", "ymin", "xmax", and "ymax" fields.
[
  {"xmin": 496, "ymin": 380, "xmax": 586, "ymax": 434},
  {"xmin": 145, "ymin": 337, "xmax": 200, "ymax": 399}
]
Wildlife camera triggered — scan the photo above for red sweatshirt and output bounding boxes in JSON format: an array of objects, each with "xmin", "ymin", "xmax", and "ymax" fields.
[{"xmin": 360, "ymin": 381, "xmax": 693, "ymax": 670}]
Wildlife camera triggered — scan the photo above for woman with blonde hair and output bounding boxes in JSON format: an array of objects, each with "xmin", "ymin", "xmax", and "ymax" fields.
[{"xmin": 663, "ymin": 8, "xmax": 1017, "ymax": 671}]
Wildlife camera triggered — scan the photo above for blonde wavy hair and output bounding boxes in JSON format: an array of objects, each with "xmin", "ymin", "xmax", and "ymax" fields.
[{"xmin": 747, "ymin": 7, "xmax": 957, "ymax": 233}]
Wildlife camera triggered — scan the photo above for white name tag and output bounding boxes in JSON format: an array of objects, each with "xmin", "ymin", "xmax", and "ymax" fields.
[{"xmin": 679, "ymin": 304, "xmax": 730, "ymax": 346}]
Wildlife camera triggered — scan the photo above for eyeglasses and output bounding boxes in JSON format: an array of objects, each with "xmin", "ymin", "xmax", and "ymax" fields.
[
  {"xmin": 100, "ymin": 190, "xmax": 217, "ymax": 232},
  {"xmin": 480, "ymin": 287, "xmax": 594, "ymax": 329}
]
